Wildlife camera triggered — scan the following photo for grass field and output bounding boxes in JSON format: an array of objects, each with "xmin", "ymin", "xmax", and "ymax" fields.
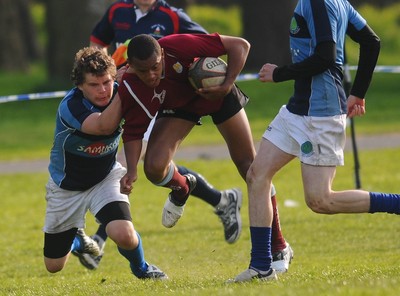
[
  {"xmin": 1, "ymin": 148, "xmax": 400, "ymax": 295},
  {"xmin": 1, "ymin": 27, "xmax": 399, "ymax": 294}
]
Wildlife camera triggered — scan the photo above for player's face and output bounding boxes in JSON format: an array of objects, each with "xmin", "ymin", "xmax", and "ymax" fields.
[
  {"xmin": 131, "ymin": 52, "xmax": 164, "ymax": 88},
  {"xmin": 134, "ymin": 0, "xmax": 156, "ymax": 9},
  {"xmin": 78, "ymin": 73, "xmax": 114, "ymax": 107}
]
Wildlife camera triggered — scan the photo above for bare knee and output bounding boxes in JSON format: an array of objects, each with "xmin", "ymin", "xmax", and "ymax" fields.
[
  {"xmin": 305, "ymin": 192, "xmax": 334, "ymax": 214},
  {"xmin": 143, "ymin": 158, "xmax": 165, "ymax": 183},
  {"xmin": 245, "ymin": 165, "xmax": 256, "ymax": 186},
  {"xmin": 44, "ymin": 258, "xmax": 66, "ymax": 273},
  {"xmin": 107, "ymin": 221, "xmax": 138, "ymax": 249}
]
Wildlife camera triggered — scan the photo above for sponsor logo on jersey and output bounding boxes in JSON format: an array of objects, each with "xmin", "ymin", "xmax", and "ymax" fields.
[
  {"xmin": 162, "ymin": 109, "xmax": 175, "ymax": 114},
  {"xmin": 77, "ymin": 138, "xmax": 119, "ymax": 156},
  {"xmin": 115, "ymin": 22, "xmax": 131, "ymax": 30},
  {"xmin": 152, "ymin": 89, "xmax": 166, "ymax": 104}
]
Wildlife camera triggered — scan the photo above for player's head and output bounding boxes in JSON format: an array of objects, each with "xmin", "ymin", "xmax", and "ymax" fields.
[
  {"xmin": 71, "ymin": 47, "xmax": 117, "ymax": 107},
  {"xmin": 71, "ymin": 47, "xmax": 116, "ymax": 86},
  {"xmin": 134, "ymin": 0, "xmax": 156, "ymax": 10},
  {"xmin": 127, "ymin": 34, "xmax": 164, "ymax": 88}
]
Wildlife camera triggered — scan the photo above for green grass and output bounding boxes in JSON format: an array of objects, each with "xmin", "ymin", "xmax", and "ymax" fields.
[{"xmin": 1, "ymin": 148, "xmax": 400, "ymax": 295}]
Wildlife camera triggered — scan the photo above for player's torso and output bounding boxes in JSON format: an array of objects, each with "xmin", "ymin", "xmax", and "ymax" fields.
[
  {"xmin": 49, "ymin": 89, "xmax": 122, "ymax": 190},
  {"xmin": 111, "ymin": 5, "xmax": 179, "ymax": 48},
  {"xmin": 288, "ymin": 0, "xmax": 349, "ymax": 116}
]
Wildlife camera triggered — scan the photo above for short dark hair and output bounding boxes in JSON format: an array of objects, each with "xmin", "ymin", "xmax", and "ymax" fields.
[
  {"xmin": 70, "ymin": 47, "xmax": 116, "ymax": 86},
  {"xmin": 127, "ymin": 34, "xmax": 161, "ymax": 62}
]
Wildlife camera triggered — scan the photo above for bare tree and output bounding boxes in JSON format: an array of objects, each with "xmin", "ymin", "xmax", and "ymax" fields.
[
  {"xmin": 240, "ymin": 0, "xmax": 296, "ymax": 71},
  {"xmin": 0, "ymin": 0, "xmax": 41, "ymax": 71},
  {"xmin": 44, "ymin": 0, "xmax": 109, "ymax": 83}
]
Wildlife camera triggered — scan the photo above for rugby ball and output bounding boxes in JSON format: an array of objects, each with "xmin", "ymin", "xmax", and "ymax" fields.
[{"xmin": 188, "ymin": 57, "xmax": 227, "ymax": 90}]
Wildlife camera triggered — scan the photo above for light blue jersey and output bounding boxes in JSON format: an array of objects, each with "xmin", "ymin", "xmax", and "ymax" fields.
[{"xmin": 287, "ymin": 0, "xmax": 366, "ymax": 116}]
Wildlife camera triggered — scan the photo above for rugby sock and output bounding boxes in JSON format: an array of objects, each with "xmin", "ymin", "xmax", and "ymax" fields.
[
  {"xmin": 155, "ymin": 163, "xmax": 190, "ymax": 206},
  {"xmin": 250, "ymin": 226, "xmax": 272, "ymax": 271},
  {"xmin": 177, "ymin": 165, "xmax": 221, "ymax": 207},
  {"xmin": 369, "ymin": 192, "xmax": 400, "ymax": 214},
  {"xmin": 94, "ymin": 224, "xmax": 108, "ymax": 244},
  {"xmin": 271, "ymin": 194, "xmax": 287, "ymax": 253},
  {"xmin": 118, "ymin": 232, "xmax": 147, "ymax": 277}
]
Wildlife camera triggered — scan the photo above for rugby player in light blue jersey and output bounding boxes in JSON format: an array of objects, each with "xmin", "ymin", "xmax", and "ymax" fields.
[{"xmin": 229, "ymin": 0, "xmax": 400, "ymax": 283}]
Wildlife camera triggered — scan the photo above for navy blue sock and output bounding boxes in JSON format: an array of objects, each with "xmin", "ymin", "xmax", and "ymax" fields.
[
  {"xmin": 369, "ymin": 192, "xmax": 400, "ymax": 214},
  {"xmin": 117, "ymin": 232, "xmax": 147, "ymax": 277},
  {"xmin": 249, "ymin": 226, "xmax": 272, "ymax": 271},
  {"xmin": 95, "ymin": 224, "xmax": 108, "ymax": 242},
  {"xmin": 177, "ymin": 165, "xmax": 221, "ymax": 207}
]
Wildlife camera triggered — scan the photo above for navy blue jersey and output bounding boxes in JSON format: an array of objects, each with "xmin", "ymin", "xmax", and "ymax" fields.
[
  {"xmin": 286, "ymin": 0, "xmax": 366, "ymax": 116},
  {"xmin": 90, "ymin": 0, "xmax": 207, "ymax": 49},
  {"xmin": 48, "ymin": 84, "xmax": 122, "ymax": 191}
]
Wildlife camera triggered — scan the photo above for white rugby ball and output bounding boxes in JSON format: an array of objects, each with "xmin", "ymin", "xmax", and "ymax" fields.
[{"xmin": 188, "ymin": 57, "xmax": 227, "ymax": 90}]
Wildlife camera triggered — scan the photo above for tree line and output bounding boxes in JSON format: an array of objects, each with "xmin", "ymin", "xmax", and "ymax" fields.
[{"xmin": 0, "ymin": 0, "xmax": 395, "ymax": 85}]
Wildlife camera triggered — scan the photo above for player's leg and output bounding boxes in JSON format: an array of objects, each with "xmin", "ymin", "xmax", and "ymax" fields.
[
  {"xmin": 95, "ymin": 201, "xmax": 167, "ymax": 280},
  {"xmin": 302, "ymin": 164, "xmax": 400, "ymax": 214},
  {"xmin": 214, "ymin": 93, "xmax": 293, "ymax": 272},
  {"xmin": 43, "ymin": 178, "xmax": 100, "ymax": 273},
  {"xmin": 232, "ymin": 138, "xmax": 293, "ymax": 282},
  {"xmin": 73, "ymin": 224, "xmax": 107, "ymax": 270},
  {"xmin": 44, "ymin": 228, "xmax": 76, "ymax": 273},
  {"xmin": 298, "ymin": 112, "xmax": 400, "ymax": 214},
  {"xmin": 270, "ymin": 185, "xmax": 294, "ymax": 273},
  {"xmin": 176, "ymin": 165, "xmax": 243, "ymax": 243},
  {"xmin": 144, "ymin": 117, "xmax": 197, "ymax": 227}
]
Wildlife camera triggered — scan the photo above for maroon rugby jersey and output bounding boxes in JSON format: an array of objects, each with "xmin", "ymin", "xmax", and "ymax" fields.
[{"xmin": 119, "ymin": 33, "xmax": 226, "ymax": 142}]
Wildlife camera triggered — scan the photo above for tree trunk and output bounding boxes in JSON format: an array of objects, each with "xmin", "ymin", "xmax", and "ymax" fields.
[
  {"xmin": 240, "ymin": 0, "xmax": 295, "ymax": 71},
  {"xmin": 0, "ymin": 0, "xmax": 40, "ymax": 71},
  {"xmin": 45, "ymin": 0, "xmax": 109, "ymax": 84}
]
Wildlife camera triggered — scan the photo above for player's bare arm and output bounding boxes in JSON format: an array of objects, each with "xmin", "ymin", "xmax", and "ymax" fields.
[
  {"xmin": 81, "ymin": 94, "xmax": 123, "ymax": 135},
  {"xmin": 121, "ymin": 139, "xmax": 143, "ymax": 195}
]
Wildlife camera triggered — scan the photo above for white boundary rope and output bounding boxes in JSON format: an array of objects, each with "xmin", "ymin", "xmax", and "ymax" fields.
[{"xmin": 1, "ymin": 65, "xmax": 399, "ymax": 104}]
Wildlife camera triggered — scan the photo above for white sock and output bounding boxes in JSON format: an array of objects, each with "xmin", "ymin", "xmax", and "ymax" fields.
[{"xmin": 215, "ymin": 191, "xmax": 229, "ymax": 209}]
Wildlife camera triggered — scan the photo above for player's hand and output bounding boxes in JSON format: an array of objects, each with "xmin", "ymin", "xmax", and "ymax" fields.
[
  {"xmin": 196, "ymin": 84, "xmax": 231, "ymax": 101},
  {"xmin": 116, "ymin": 64, "xmax": 129, "ymax": 84},
  {"xmin": 259, "ymin": 63, "xmax": 277, "ymax": 82},
  {"xmin": 347, "ymin": 95, "xmax": 366, "ymax": 118},
  {"xmin": 120, "ymin": 172, "xmax": 137, "ymax": 195}
]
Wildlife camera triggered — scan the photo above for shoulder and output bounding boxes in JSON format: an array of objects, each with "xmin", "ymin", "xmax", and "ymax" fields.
[
  {"xmin": 154, "ymin": 0, "xmax": 188, "ymax": 19},
  {"xmin": 107, "ymin": 0, "xmax": 134, "ymax": 17},
  {"xmin": 59, "ymin": 89, "xmax": 81, "ymax": 111}
]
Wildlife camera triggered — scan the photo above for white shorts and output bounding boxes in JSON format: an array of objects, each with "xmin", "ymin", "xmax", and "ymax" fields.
[
  {"xmin": 263, "ymin": 105, "xmax": 346, "ymax": 166},
  {"xmin": 43, "ymin": 162, "xmax": 129, "ymax": 234}
]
